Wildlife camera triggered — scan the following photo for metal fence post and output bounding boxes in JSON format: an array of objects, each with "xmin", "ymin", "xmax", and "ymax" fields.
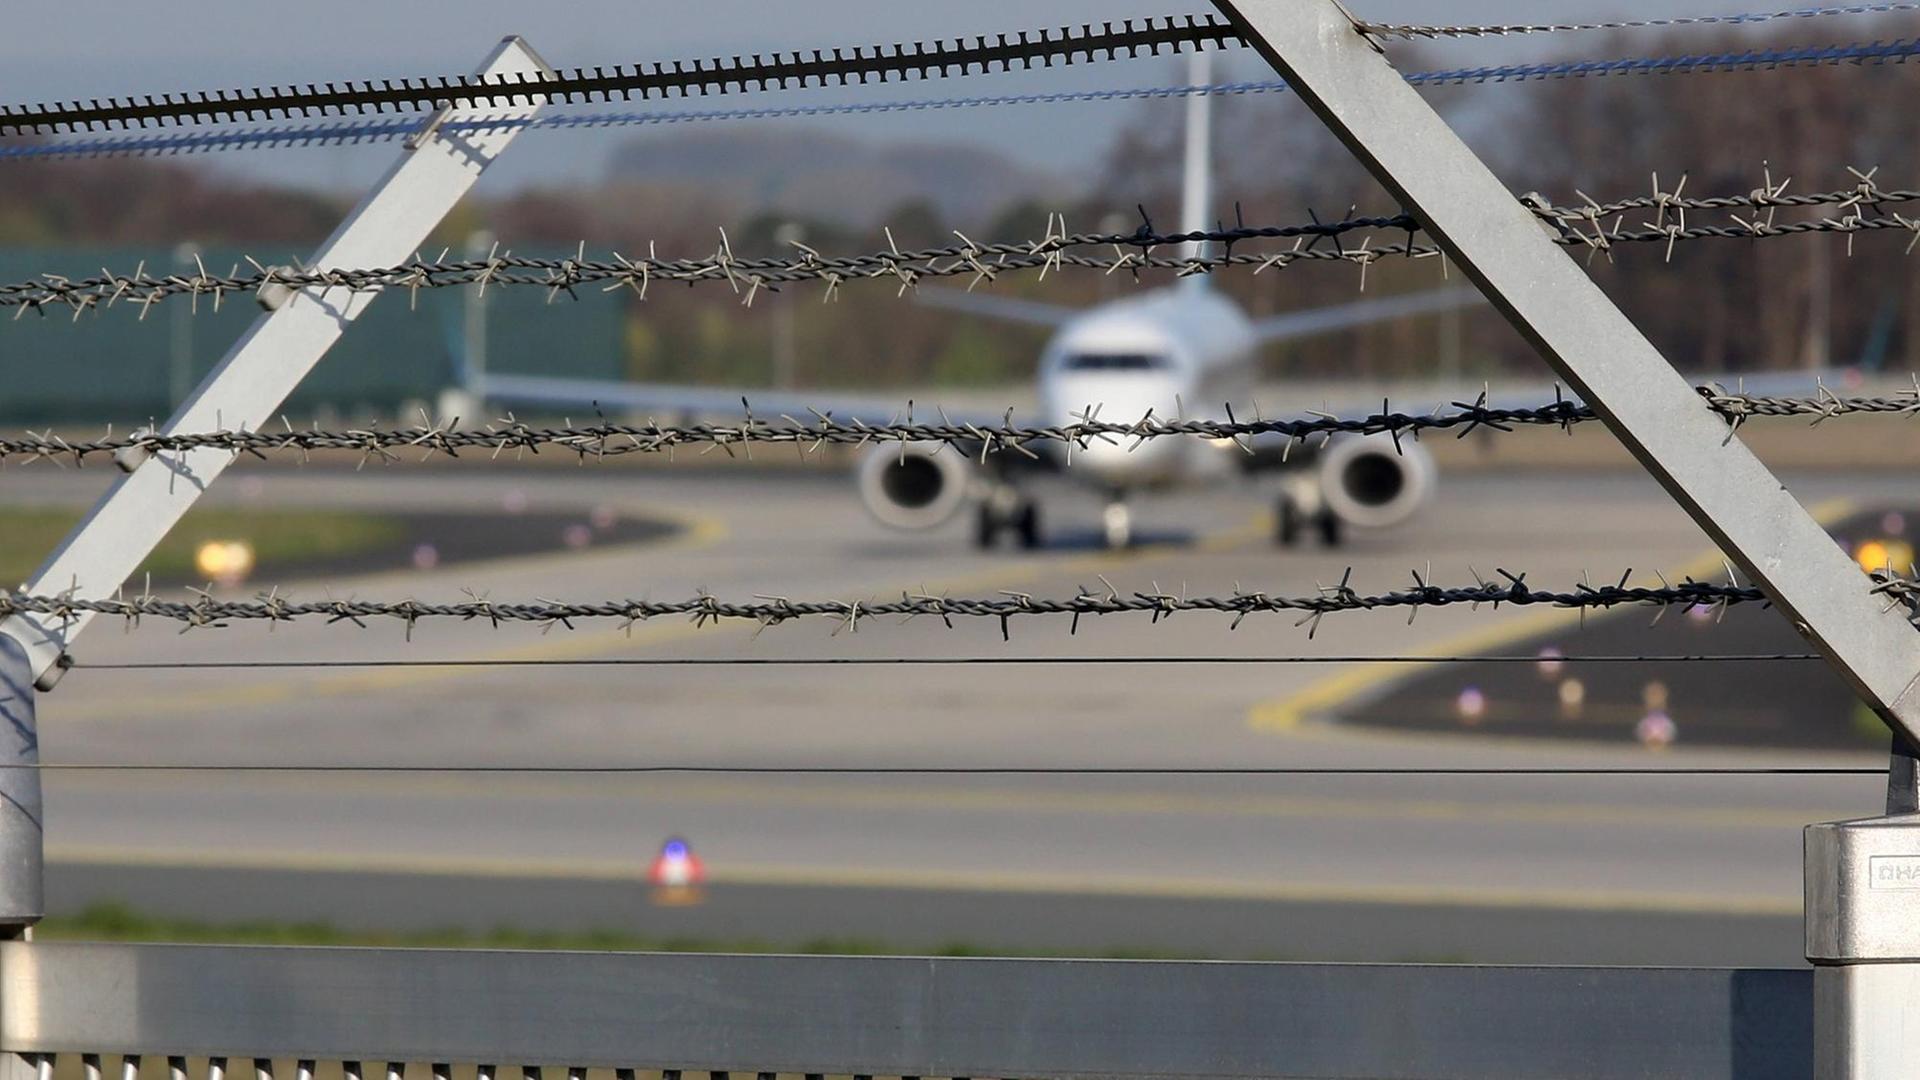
[
  {"xmin": 1805, "ymin": 745, "xmax": 1920, "ymax": 1079},
  {"xmin": 0, "ymin": 636, "xmax": 42, "ymax": 937}
]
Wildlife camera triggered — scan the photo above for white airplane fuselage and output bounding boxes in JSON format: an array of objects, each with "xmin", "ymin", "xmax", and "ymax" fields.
[{"xmin": 1036, "ymin": 286, "xmax": 1257, "ymax": 493}]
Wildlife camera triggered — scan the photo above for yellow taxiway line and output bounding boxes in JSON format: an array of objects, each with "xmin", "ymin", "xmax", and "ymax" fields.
[
  {"xmin": 46, "ymin": 505, "xmax": 1271, "ymax": 723},
  {"xmin": 1246, "ymin": 497, "xmax": 1859, "ymax": 735}
]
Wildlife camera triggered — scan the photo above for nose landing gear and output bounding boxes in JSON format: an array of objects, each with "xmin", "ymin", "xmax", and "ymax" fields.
[{"xmin": 1101, "ymin": 500, "xmax": 1133, "ymax": 550}]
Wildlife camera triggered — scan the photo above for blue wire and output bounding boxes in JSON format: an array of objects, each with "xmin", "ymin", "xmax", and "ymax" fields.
[{"xmin": 3, "ymin": 38, "xmax": 1916, "ymax": 162}]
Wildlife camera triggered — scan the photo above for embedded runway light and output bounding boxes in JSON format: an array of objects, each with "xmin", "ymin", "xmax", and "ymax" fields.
[
  {"xmin": 193, "ymin": 539, "xmax": 255, "ymax": 587},
  {"xmin": 1883, "ymin": 511, "xmax": 1908, "ymax": 537},
  {"xmin": 1855, "ymin": 539, "xmax": 1914, "ymax": 575},
  {"xmin": 563, "ymin": 524, "xmax": 593, "ymax": 550},
  {"xmin": 648, "ymin": 836, "xmax": 706, "ymax": 907},
  {"xmin": 591, "ymin": 504, "xmax": 618, "ymax": 531},
  {"xmin": 1636, "ymin": 710, "xmax": 1677, "ymax": 750},
  {"xmin": 1557, "ymin": 677, "xmax": 1586, "ymax": 717},
  {"xmin": 1535, "ymin": 646, "xmax": 1564, "ymax": 679},
  {"xmin": 1686, "ymin": 603, "xmax": 1715, "ymax": 625},
  {"xmin": 500, "ymin": 488, "xmax": 528, "ymax": 514},
  {"xmin": 411, "ymin": 543, "xmax": 440, "ymax": 571},
  {"xmin": 1642, "ymin": 680, "xmax": 1670, "ymax": 712},
  {"xmin": 1455, "ymin": 686, "xmax": 1487, "ymax": 723}
]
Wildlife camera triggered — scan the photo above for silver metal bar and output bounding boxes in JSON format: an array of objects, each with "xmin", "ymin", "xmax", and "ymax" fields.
[
  {"xmin": 0, "ymin": 943, "xmax": 1811, "ymax": 1079},
  {"xmin": 1210, "ymin": 0, "xmax": 1920, "ymax": 745},
  {"xmin": 0, "ymin": 637, "xmax": 40, "ymax": 929},
  {"xmin": 0, "ymin": 37, "xmax": 552, "ymax": 689},
  {"xmin": 0, "ymin": 1051, "xmax": 37, "ymax": 1080}
]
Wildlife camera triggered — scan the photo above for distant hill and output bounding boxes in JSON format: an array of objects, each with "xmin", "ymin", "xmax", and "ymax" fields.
[{"xmin": 604, "ymin": 125, "xmax": 1067, "ymax": 227}]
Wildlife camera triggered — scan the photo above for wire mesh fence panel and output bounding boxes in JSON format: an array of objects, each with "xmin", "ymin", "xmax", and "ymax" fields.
[{"xmin": 0, "ymin": 944, "xmax": 1816, "ymax": 1080}]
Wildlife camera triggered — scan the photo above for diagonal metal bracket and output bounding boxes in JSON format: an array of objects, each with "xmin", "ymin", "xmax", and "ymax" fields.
[
  {"xmin": 0, "ymin": 37, "xmax": 552, "ymax": 689},
  {"xmin": 1212, "ymin": 0, "xmax": 1920, "ymax": 746}
]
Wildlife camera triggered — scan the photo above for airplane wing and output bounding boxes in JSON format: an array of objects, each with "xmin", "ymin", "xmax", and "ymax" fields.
[
  {"xmin": 477, "ymin": 373, "xmax": 919, "ymax": 422},
  {"xmin": 473, "ymin": 372, "xmax": 1023, "ymax": 432},
  {"xmin": 1251, "ymin": 287, "xmax": 1482, "ymax": 344},
  {"xmin": 912, "ymin": 286, "xmax": 1080, "ymax": 328}
]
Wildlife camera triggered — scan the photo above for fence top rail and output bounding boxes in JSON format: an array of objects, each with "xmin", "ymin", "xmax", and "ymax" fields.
[{"xmin": 0, "ymin": 942, "xmax": 1810, "ymax": 1080}]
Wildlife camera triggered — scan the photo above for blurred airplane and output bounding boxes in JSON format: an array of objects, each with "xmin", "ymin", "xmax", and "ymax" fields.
[{"xmin": 456, "ymin": 52, "xmax": 1482, "ymax": 550}]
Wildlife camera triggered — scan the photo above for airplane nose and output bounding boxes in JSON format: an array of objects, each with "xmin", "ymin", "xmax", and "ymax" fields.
[{"xmin": 1062, "ymin": 403, "xmax": 1184, "ymax": 484}]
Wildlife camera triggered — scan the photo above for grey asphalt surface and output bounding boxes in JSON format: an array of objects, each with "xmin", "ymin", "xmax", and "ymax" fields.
[
  {"xmin": 1341, "ymin": 505, "xmax": 1917, "ymax": 751},
  {"xmin": 10, "ymin": 459, "xmax": 1906, "ymax": 962}
]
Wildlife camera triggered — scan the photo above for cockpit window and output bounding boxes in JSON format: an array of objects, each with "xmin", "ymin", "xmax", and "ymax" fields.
[{"xmin": 1060, "ymin": 353, "xmax": 1167, "ymax": 372}]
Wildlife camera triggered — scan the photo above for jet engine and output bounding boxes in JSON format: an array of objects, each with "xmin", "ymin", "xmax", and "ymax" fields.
[
  {"xmin": 1317, "ymin": 433, "xmax": 1437, "ymax": 529},
  {"xmin": 857, "ymin": 443, "xmax": 973, "ymax": 530}
]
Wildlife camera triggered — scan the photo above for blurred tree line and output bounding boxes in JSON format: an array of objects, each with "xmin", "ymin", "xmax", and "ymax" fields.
[
  {"xmin": 4, "ymin": 21, "xmax": 1918, "ymax": 391},
  {"xmin": 1087, "ymin": 27, "xmax": 1920, "ymax": 381}
]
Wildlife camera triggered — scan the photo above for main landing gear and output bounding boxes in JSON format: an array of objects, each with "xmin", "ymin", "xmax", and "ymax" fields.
[
  {"xmin": 1276, "ymin": 476, "xmax": 1343, "ymax": 549},
  {"xmin": 975, "ymin": 486, "xmax": 1042, "ymax": 550}
]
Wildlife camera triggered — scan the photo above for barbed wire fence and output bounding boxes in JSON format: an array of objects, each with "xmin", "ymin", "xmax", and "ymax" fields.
[
  {"xmin": 5, "ymin": 9, "xmax": 1920, "ymax": 1076},
  {"xmin": 0, "ymin": 10, "xmax": 1916, "ymax": 770},
  {"xmin": 11, "ymin": 8, "xmax": 1920, "ymax": 1076}
]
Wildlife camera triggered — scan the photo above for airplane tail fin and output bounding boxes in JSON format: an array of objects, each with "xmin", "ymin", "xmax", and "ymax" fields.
[{"xmin": 1178, "ymin": 49, "xmax": 1215, "ymax": 292}]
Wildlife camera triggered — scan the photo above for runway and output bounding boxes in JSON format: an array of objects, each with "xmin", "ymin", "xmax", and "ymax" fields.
[{"xmin": 11, "ymin": 459, "xmax": 1907, "ymax": 963}]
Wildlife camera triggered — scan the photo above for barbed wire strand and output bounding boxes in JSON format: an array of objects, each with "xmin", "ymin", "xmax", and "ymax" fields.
[
  {"xmin": 1358, "ymin": 3, "xmax": 1920, "ymax": 40},
  {"xmin": 8, "ymin": 166, "xmax": 1918, "ymax": 319},
  {"xmin": 5, "ymin": 764, "xmax": 1891, "ymax": 776},
  {"xmin": 6, "ymin": 383, "xmax": 1911, "ymax": 470},
  {"xmin": 69, "ymin": 653, "xmax": 1827, "ymax": 671},
  {"xmin": 0, "ymin": 16, "xmax": 1241, "ymax": 136},
  {"xmin": 9, "ymin": 39, "xmax": 1920, "ymax": 161},
  {"xmin": 0, "ymin": 571, "xmax": 1808, "ymax": 642},
  {"xmin": 0, "ymin": 213, "xmax": 1422, "ymax": 318}
]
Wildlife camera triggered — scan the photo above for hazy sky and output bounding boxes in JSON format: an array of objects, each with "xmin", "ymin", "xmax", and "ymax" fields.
[{"xmin": 0, "ymin": 1, "xmax": 1871, "ymax": 193}]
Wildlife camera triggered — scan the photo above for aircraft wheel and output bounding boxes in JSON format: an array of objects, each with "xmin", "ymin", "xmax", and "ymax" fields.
[
  {"xmin": 1015, "ymin": 501, "xmax": 1043, "ymax": 550},
  {"xmin": 1276, "ymin": 495, "xmax": 1303, "ymax": 547},
  {"xmin": 1317, "ymin": 508, "xmax": 1345, "ymax": 548},
  {"xmin": 973, "ymin": 503, "xmax": 1001, "ymax": 549}
]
